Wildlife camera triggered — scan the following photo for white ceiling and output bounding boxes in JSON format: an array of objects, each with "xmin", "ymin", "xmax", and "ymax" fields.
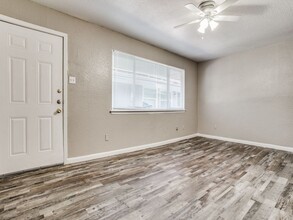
[{"xmin": 32, "ymin": 0, "xmax": 293, "ymax": 61}]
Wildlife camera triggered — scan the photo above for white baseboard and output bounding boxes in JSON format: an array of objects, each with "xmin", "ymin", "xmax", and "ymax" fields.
[
  {"xmin": 66, "ymin": 133, "xmax": 293, "ymax": 165},
  {"xmin": 197, "ymin": 133, "xmax": 293, "ymax": 153},
  {"xmin": 66, "ymin": 133, "xmax": 199, "ymax": 164}
]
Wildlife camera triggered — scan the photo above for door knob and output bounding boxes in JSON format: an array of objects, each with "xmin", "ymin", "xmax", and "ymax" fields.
[
  {"xmin": 56, "ymin": 108, "xmax": 62, "ymax": 114},
  {"xmin": 57, "ymin": 89, "xmax": 62, "ymax": 93},
  {"xmin": 57, "ymin": 100, "xmax": 62, "ymax": 104}
]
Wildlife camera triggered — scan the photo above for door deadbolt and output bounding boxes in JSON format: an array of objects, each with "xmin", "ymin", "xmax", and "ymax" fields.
[
  {"xmin": 57, "ymin": 100, "xmax": 62, "ymax": 104},
  {"xmin": 56, "ymin": 108, "xmax": 62, "ymax": 114}
]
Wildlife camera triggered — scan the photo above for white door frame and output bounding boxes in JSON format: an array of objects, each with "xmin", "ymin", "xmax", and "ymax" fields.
[{"xmin": 0, "ymin": 14, "xmax": 69, "ymax": 164}]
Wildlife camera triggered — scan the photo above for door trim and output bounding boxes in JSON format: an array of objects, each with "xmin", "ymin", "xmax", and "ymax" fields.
[{"xmin": 0, "ymin": 14, "xmax": 69, "ymax": 164}]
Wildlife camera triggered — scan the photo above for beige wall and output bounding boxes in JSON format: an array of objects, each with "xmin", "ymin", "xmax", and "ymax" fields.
[
  {"xmin": 0, "ymin": 0, "xmax": 198, "ymax": 157},
  {"xmin": 198, "ymin": 38, "xmax": 293, "ymax": 147}
]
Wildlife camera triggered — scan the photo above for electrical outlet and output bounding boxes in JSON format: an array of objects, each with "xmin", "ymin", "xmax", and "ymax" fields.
[
  {"xmin": 105, "ymin": 134, "xmax": 109, "ymax": 141},
  {"xmin": 69, "ymin": 76, "xmax": 76, "ymax": 84}
]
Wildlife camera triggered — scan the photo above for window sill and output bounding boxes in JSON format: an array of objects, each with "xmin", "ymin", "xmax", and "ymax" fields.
[{"xmin": 110, "ymin": 110, "xmax": 186, "ymax": 115}]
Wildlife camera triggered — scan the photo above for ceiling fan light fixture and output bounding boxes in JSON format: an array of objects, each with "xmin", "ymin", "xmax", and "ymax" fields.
[
  {"xmin": 177, "ymin": 1, "xmax": 240, "ymax": 34},
  {"xmin": 198, "ymin": 18, "xmax": 208, "ymax": 33},
  {"xmin": 200, "ymin": 18, "xmax": 209, "ymax": 29},
  {"xmin": 198, "ymin": 26, "xmax": 206, "ymax": 34},
  {"xmin": 209, "ymin": 20, "xmax": 219, "ymax": 31}
]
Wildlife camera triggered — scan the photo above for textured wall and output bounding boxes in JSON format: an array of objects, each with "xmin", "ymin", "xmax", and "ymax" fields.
[
  {"xmin": 198, "ymin": 38, "xmax": 293, "ymax": 147},
  {"xmin": 0, "ymin": 0, "xmax": 198, "ymax": 157}
]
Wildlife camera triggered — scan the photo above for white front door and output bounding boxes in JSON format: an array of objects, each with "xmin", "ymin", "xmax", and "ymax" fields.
[{"xmin": 0, "ymin": 21, "xmax": 64, "ymax": 175}]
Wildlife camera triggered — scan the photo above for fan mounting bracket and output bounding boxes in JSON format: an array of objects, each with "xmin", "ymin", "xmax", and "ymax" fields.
[{"xmin": 198, "ymin": 0, "xmax": 216, "ymax": 13}]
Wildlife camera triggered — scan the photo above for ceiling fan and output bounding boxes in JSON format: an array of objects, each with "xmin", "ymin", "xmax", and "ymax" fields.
[{"xmin": 175, "ymin": 0, "xmax": 240, "ymax": 33}]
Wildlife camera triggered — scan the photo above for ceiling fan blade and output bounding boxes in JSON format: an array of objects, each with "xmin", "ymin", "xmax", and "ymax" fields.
[
  {"xmin": 174, "ymin": 19, "xmax": 202, "ymax": 29},
  {"xmin": 185, "ymin": 3, "xmax": 204, "ymax": 15},
  {"xmin": 214, "ymin": 15, "xmax": 240, "ymax": 22},
  {"xmin": 214, "ymin": 0, "xmax": 239, "ymax": 14}
]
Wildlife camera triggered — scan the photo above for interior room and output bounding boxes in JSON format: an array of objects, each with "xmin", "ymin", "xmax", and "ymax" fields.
[{"xmin": 0, "ymin": 0, "xmax": 292, "ymax": 219}]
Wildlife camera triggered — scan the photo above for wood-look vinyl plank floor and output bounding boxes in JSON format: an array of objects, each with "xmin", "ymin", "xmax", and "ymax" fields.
[{"xmin": 0, "ymin": 137, "xmax": 293, "ymax": 220}]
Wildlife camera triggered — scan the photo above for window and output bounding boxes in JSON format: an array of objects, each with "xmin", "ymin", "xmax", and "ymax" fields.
[{"xmin": 112, "ymin": 51, "xmax": 185, "ymax": 112}]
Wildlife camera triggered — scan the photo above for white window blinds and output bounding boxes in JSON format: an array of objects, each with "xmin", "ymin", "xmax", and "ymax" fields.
[{"xmin": 112, "ymin": 51, "xmax": 185, "ymax": 111}]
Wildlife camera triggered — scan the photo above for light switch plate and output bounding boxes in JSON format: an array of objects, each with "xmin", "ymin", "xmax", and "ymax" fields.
[{"xmin": 69, "ymin": 76, "xmax": 76, "ymax": 84}]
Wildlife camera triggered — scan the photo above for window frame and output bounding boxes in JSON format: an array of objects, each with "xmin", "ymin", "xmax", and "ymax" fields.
[{"xmin": 111, "ymin": 50, "xmax": 186, "ymax": 113}]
